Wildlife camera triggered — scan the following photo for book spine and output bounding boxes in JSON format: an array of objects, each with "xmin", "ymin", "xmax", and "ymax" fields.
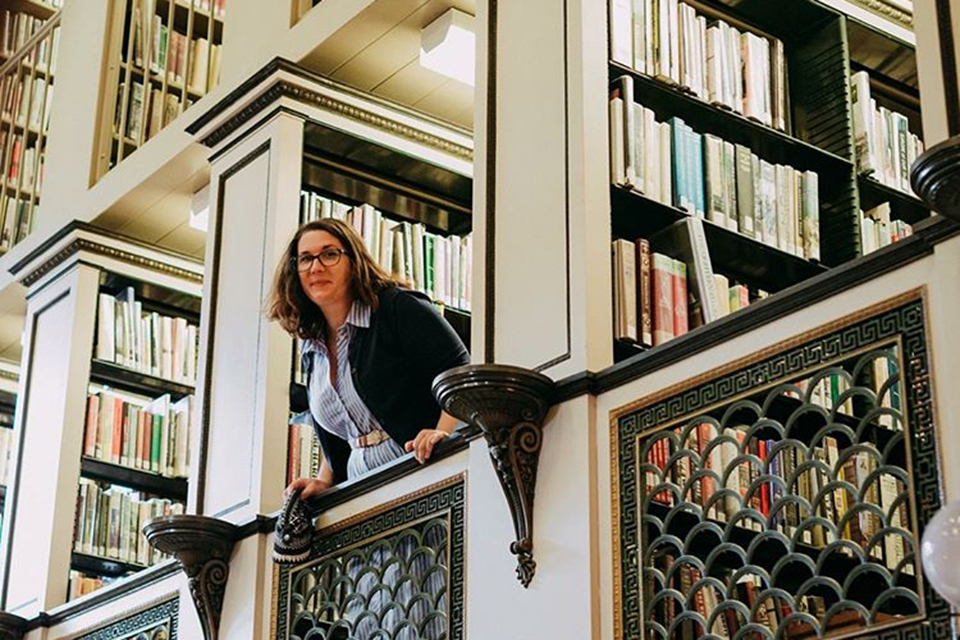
[
  {"xmin": 671, "ymin": 257, "xmax": 688, "ymax": 337},
  {"xmin": 652, "ymin": 253, "xmax": 674, "ymax": 345},
  {"xmin": 637, "ymin": 238, "xmax": 653, "ymax": 346}
]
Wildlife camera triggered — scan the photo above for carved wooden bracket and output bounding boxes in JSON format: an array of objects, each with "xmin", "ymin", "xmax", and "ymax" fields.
[
  {"xmin": 911, "ymin": 134, "xmax": 960, "ymax": 220},
  {"xmin": 433, "ymin": 364, "xmax": 554, "ymax": 588},
  {"xmin": 0, "ymin": 612, "xmax": 28, "ymax": 640},
  {"xmin": 143, "ymin": 515, "xmax": 238, "ymax": 640}
]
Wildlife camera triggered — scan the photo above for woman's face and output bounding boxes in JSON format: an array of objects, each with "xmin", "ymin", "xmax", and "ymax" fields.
[{"xmin": 297, "ymin": 230, "xmax": 352, "ymax": 310}]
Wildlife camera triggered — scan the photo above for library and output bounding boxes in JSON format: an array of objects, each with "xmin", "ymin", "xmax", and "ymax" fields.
[{"xmin": 0, "ymin": 0, "xmax": 955, "ymax": 638}]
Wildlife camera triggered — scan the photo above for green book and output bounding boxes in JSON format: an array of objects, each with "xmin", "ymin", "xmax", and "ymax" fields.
[
  {"xmin": 151, "ymin": 413, "xmax": 162, "ymax": 473},
  {"xmin": 424, "ymin": 235, "xmax": 435, "ymax": 299}
]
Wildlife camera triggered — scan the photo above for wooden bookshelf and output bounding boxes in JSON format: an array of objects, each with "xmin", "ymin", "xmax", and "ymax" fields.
[
  {"xmin": 857, "ymin": 175, "xmax": 928, "ymax": 226},
  {"xmin": 71, "ymin": 552, "xmax": 145, "ymax": 579},
  {"xmin": 69, "ymin": 265, "xmax": 199, "ymax": 601},
  {"xmin": 3, "ymin": 0, "xmax": 61, "ymax": 23},
  {"xmin": 0, "ymin": 10, "xmax": 58, "ymax": 254},
  {"xmin": 89, "ymin": 359, "xmax": 194, "ymax": 401},
  {"xmin": 80, "ymin": 458, "xmax": 189, "ymax": 501},
  {"xmin": 95, "ymin": 0, "xmax": 225, "ymax": 179},
  {"xmin": 611, "ymin": 185, "xmax": 828, "ymax": 293}
]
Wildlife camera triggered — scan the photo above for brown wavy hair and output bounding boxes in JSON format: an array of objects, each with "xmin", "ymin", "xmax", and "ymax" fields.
[{"xmin": 267, "ymin": 218, "xmax": 404, "ymax": 340}]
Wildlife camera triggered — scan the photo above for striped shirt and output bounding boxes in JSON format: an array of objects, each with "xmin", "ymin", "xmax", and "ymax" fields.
[{"xmin": 301, "ymin": 302, "xmax": 406, "ymax": 479}]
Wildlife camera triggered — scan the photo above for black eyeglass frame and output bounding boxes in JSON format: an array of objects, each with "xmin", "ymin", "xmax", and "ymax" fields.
[{"xmin": 292, "ymin": 248, "xmax": 349, "ymax": 272}]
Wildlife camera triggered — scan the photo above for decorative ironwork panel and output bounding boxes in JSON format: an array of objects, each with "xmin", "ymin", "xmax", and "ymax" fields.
[
  {"xmin": 75, "ymin": 597, "xmax": 178, "ymax": 640},
  {"xmin": 275, "ymin": 478, "xmax": 465, "ymax": 640},
  {"xmin": 612, "ymin": 295, "xmax": 953, "ymax": 640}
]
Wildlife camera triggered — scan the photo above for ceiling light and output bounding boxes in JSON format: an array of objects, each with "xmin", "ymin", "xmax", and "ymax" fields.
[{"xmin": 420, "ymin": 8, "xmax": 475, "ymax": 87}]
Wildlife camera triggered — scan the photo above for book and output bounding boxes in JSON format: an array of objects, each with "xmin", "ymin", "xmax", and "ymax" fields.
[{"xmin": 650, "ymin": 217, "xmax": 721, "ymax": 325}]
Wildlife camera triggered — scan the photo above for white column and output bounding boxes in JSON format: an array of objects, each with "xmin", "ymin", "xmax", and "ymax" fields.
[
  {"xmin": 192, "ymin": 111, "xmax": 304, "ymax": 523},
  {"xmin": 472, "ymin": 0, "xmax": 611, "ymax": 379},
  {"xmin": 915, "ymin": 0, "xmax": 960, "ymax": 145}
]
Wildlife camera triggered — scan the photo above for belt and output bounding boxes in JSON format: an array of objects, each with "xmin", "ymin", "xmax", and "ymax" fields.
[{"xmin": 349, "ymin": 429, "xmax": 392, "ymax": 449}]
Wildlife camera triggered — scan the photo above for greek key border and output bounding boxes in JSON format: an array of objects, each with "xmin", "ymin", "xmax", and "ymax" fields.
[
  {"xmin": 71, "ymin": 596, "xmax": 178, "ymax": 640},
  {"xmin": 274, "ymin": 477, "xmax": 466, "ymax": 640},
  {"xmin": 612, "ymin": 293, "xmax": 951, "ymax": 640}
]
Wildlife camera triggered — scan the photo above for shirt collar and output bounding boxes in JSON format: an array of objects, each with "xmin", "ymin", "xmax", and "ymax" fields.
[
  {"xmin": 300, "ymin": 301, "xmax": 371, "ymax": 356},
  {"xmin": 345, "ymin": 301, "xmax": 371, "ymax": 329}
]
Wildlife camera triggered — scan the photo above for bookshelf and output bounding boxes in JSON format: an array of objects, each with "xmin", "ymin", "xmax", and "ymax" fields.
[
  {"xmin": 607, "ymin": 0, "xmax": 930, "ymax": 362},
  {"xmin": 0, "ymin": 9, "xmax": 58, "ymax": 254},
  {"xmin": 68, "ymin": 268, "xmax": 200, "ymax": 601},
  {"xmin": 95, "ymin": 0, "xmax": 225, "ymax": 180},
  {"xmin": 285, "ymin": 127, "xmax": 473, "ymax": 481},
  {"xmin": 634, "ymin": 344, "xmax": 919, "ymax": 639}
]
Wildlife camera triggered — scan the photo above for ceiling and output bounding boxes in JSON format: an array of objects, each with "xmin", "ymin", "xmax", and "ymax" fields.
[{"xmin": 299, "ymin": 0, "xmax": 477, "ymax": 130}]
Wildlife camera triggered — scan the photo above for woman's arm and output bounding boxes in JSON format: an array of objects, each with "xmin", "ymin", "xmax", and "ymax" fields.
[
  {"xmin": 405, "ymin": 410, "xmax": 459, "ymax": 463},
  {"xmin": 285, "ymin": 455, "xmax": 335, "ymax": 500}
]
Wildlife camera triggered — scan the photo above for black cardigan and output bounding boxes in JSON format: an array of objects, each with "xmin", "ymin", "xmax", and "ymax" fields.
[{"xmin": 310, "ymin": 287, "xmax": 470, "ymax": 483}]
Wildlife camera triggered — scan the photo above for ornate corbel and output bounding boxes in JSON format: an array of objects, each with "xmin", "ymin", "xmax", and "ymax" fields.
[
  {"xmin": 0, "ymin": 612, "xmax": 28, "ymax": 640},
  {"xmin": 144, "ymin": 515, "xmax": 238, "ymax": 640},
  {"xmin": 433, "ymin": 364, "xmax": 554, "ymax": 587},
  {"xmin": 911, "ymin": 135, "xmax": 960, "ymax": 220}
]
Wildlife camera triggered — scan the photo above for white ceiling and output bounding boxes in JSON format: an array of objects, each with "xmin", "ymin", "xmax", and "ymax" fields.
[{"xmin": 300, "ymin": 0, "xmax": 477, "ymax": 129}]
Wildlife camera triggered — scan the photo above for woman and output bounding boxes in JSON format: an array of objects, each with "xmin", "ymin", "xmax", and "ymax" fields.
[{"xmin": 268, "ymin": 218, "xmax": 470, "ymax": 499}]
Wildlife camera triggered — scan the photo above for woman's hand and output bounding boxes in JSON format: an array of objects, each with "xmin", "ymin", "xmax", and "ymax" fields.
[
  {"xmin": 405, "ymin": 429, "xmax": 449, "ymax": 464},
  {"xmin": 285, "ymin": 477, "xmax": 331, "ymax": 500}
]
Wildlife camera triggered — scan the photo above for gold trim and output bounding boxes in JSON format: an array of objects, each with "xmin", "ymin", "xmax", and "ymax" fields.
[
  {"xmin": 201, "ymin": 81, "xmax": 473, "ymax": 162},
  {"xmin": 849, "ymin": 0, "xmax": 914, "ymax": 27},
  {"xmin": 609, "ymin": 287, "xmax": 925, "ymax": 640},
  {"xmin": 21, "ymin": 239, "xmax": 203, "ymax": 288},
  {"xmin": 54, "ymin": 592, "xmax": 179, "ymax": 640}
]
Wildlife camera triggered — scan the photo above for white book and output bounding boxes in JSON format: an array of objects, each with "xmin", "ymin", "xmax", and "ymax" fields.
[
  {"xmin": 463, "ymin": 235, "xmax": 472, "ymax": 311},
  {"xmin": 759, "ymin": 160, "xmax": 777, "ymax": 247},
  {"xmin": 189, "ymin": 37, "xmax": 209, "ymax": 94},
  {"xmin": 656, "ymin": 0, "xmax": 671, "ymax": 80},
  {"xmin": 632, "ymin": 0, "xmax": 646, "ymax": 73},
  {"xmin": 97, "ymin": 293, "xmax": 116, "ymax": 362},
  {"xmin": 643, "ymin": 107, "xmax": 659, "ymax": 200},
  {"xmin": 802, "ymin": 170, "xmax": 820, "ymax": 261},
  {"xmin": 434, "ymin": 237, "xmax": 447, "ymax": 305},
  {"xmin": 668, "ymin": 0, "xmax": 680, "ymax": 84},
  {"xmin": 659, "ymin": 122, "xmax": 672, "ymax": 206},
  {"xmin": 610, "ymin": 0, "xmax": 633, "ymax": 66},
  {"xmin": 381, "ymin": 221, "xmax": 395, "ymax": 273},
  {"xmin": 450, "ymin": 235, "xmax": 461, "ymax": 309},
  {"xmin": 706, "ymin": 26, "xmax": 722, "ymax": 105},
  {"xmin": 402, "ymin": 222, "xmax": 414, "ymax": 284},
  {"xmin": 632, "ymin": 101, "xmax": 645, "ymax": 190},
  {"xmin": 613, "ymin": 239, "xmax": 638, "ymax": 341},
  {"xmin": 703, "ymin": 134, "xmax": 724, "ymax": 227},
  {"xmin": 696, "ymin": 16, "xmax": 707, "ymax": 99},
  {"xmin": 609, "ymin": 96, "xmax": 627, "ymax": 186},
  {"xmin": 643, "ymin": 0, "xmax": 655, "ymax": 76},
  {"xmin": 412, "ymin": 223, "xmax": 425, "ymax": 292}
]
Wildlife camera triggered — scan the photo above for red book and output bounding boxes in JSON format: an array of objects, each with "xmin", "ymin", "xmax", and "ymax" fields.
[
  {"xmin": 758, "ymin": 440, "xmax": 769, "ymax": 517},
  {"xmin": 672, "ymin": 258, "xmax": 688, "ymax": 337},
  {"xmin": 83, "ymin": 395, "xmax": 99, "ymax": 457},
  {"xmin": 111, "ymin": 398, "xmax": 123, "ymax": 464},
  {"xmin": 652, "ymin": 253, "xmax": 674, "ymax": 346}
]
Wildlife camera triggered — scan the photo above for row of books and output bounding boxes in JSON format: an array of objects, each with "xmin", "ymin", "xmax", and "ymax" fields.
[
  {"xmin": 1, "ymin": 74, "xmax": 54, "ymax": 131},
  {"xmin": 861, "ymin": 203, "xmax": 913, "ymax": 256},
  {"xmin": 646, "ymin": 560, "xmax": 882, "ymax": 639},
  {"xmin": 95, "ymin": 287, "xmax": 200, "ymax": 386},
  {"xmin": 67, "ymin": 571, "xmax": 118, "ymax": 602},
  {"xmin": 0, "ymin": 11, "xmax": 54, "ymax": 60},
  {"xmin": 72, "ymin": 479, "xmax": 183, "ymax": 568},
  {"xmin": 0, "ymin": 195, "xmax": 33, "ymax": 252},
  {"xmin": 851, "ymin": 71, "xmax": 923, "ymax": 196},
  {"xmin": 287, "ymin": 413, "xmax": 322, "ymax": 486},
  {"xmin": 643, "ymin": 425, "xmax": 912, "ymax": 574},
  {"xmin": 610, "ymin": 78, "xmax": 821, "ymax": 261},
  {"xmin": 185, "ymin": 0, "xmax": 226, "ymax": 20},
  {"xmin": 134, "ymin": 13, "xmax": 222, "ymax": 97},
  {"xmin": 613, "ymin": 236, "xmax": 764, "ymax": 346},
  {"xmin": 83, "ymin": 390, "xmax": 192, "ymax": 479},
  {"xmin": 4, "ymin": 135, "xmax": 44, "ymax": 191},
  {"xmin": 120, "ymin": 81, "xmax": 192, "ymax": 142},
  {"xmin": 300, "ymin": 191, "xmax": 473, "ymax": 312},
  {"xmin": 609, "ymin": 0, "xmax": 789, "ymax": 131}
]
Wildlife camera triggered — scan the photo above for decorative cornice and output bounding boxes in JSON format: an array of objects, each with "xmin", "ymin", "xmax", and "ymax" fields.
[
  {"xmin": 18, "ymin": 238, "xmax": 203, "ymax": 288},
  {"xmin": 433, "ymin": 365, "xmax": 555, "ymax": 587},
  {"xmin": 911, "ymin": 135, "xmax": 960, "ymax": 220},
  {"xmin": 849, "ymin": 0, "xmax": 913, "ymax": 27},
  {"xmin": 197, "ymin": 80, "xmax": 473, "ymax": 161},
  {"xmin": 144, "ymin": 516, "xmax": 238, "ymax": 640}
]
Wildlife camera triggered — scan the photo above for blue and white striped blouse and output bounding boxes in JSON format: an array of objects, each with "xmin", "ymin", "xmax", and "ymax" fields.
[{"xmin": 301, "ymin": 302, "xmax": 406, "ymax": 479}]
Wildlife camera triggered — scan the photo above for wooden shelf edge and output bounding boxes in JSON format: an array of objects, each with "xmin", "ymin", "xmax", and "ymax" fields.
[{"xmin": 80, "ymin": 457, "xmax": 188, "ymax": 500}]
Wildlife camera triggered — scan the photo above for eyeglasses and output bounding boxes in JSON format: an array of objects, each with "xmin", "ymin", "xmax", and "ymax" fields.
[{"xmin": 294, "ymin": 248, "xmax": 348, "ymax": 272}]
